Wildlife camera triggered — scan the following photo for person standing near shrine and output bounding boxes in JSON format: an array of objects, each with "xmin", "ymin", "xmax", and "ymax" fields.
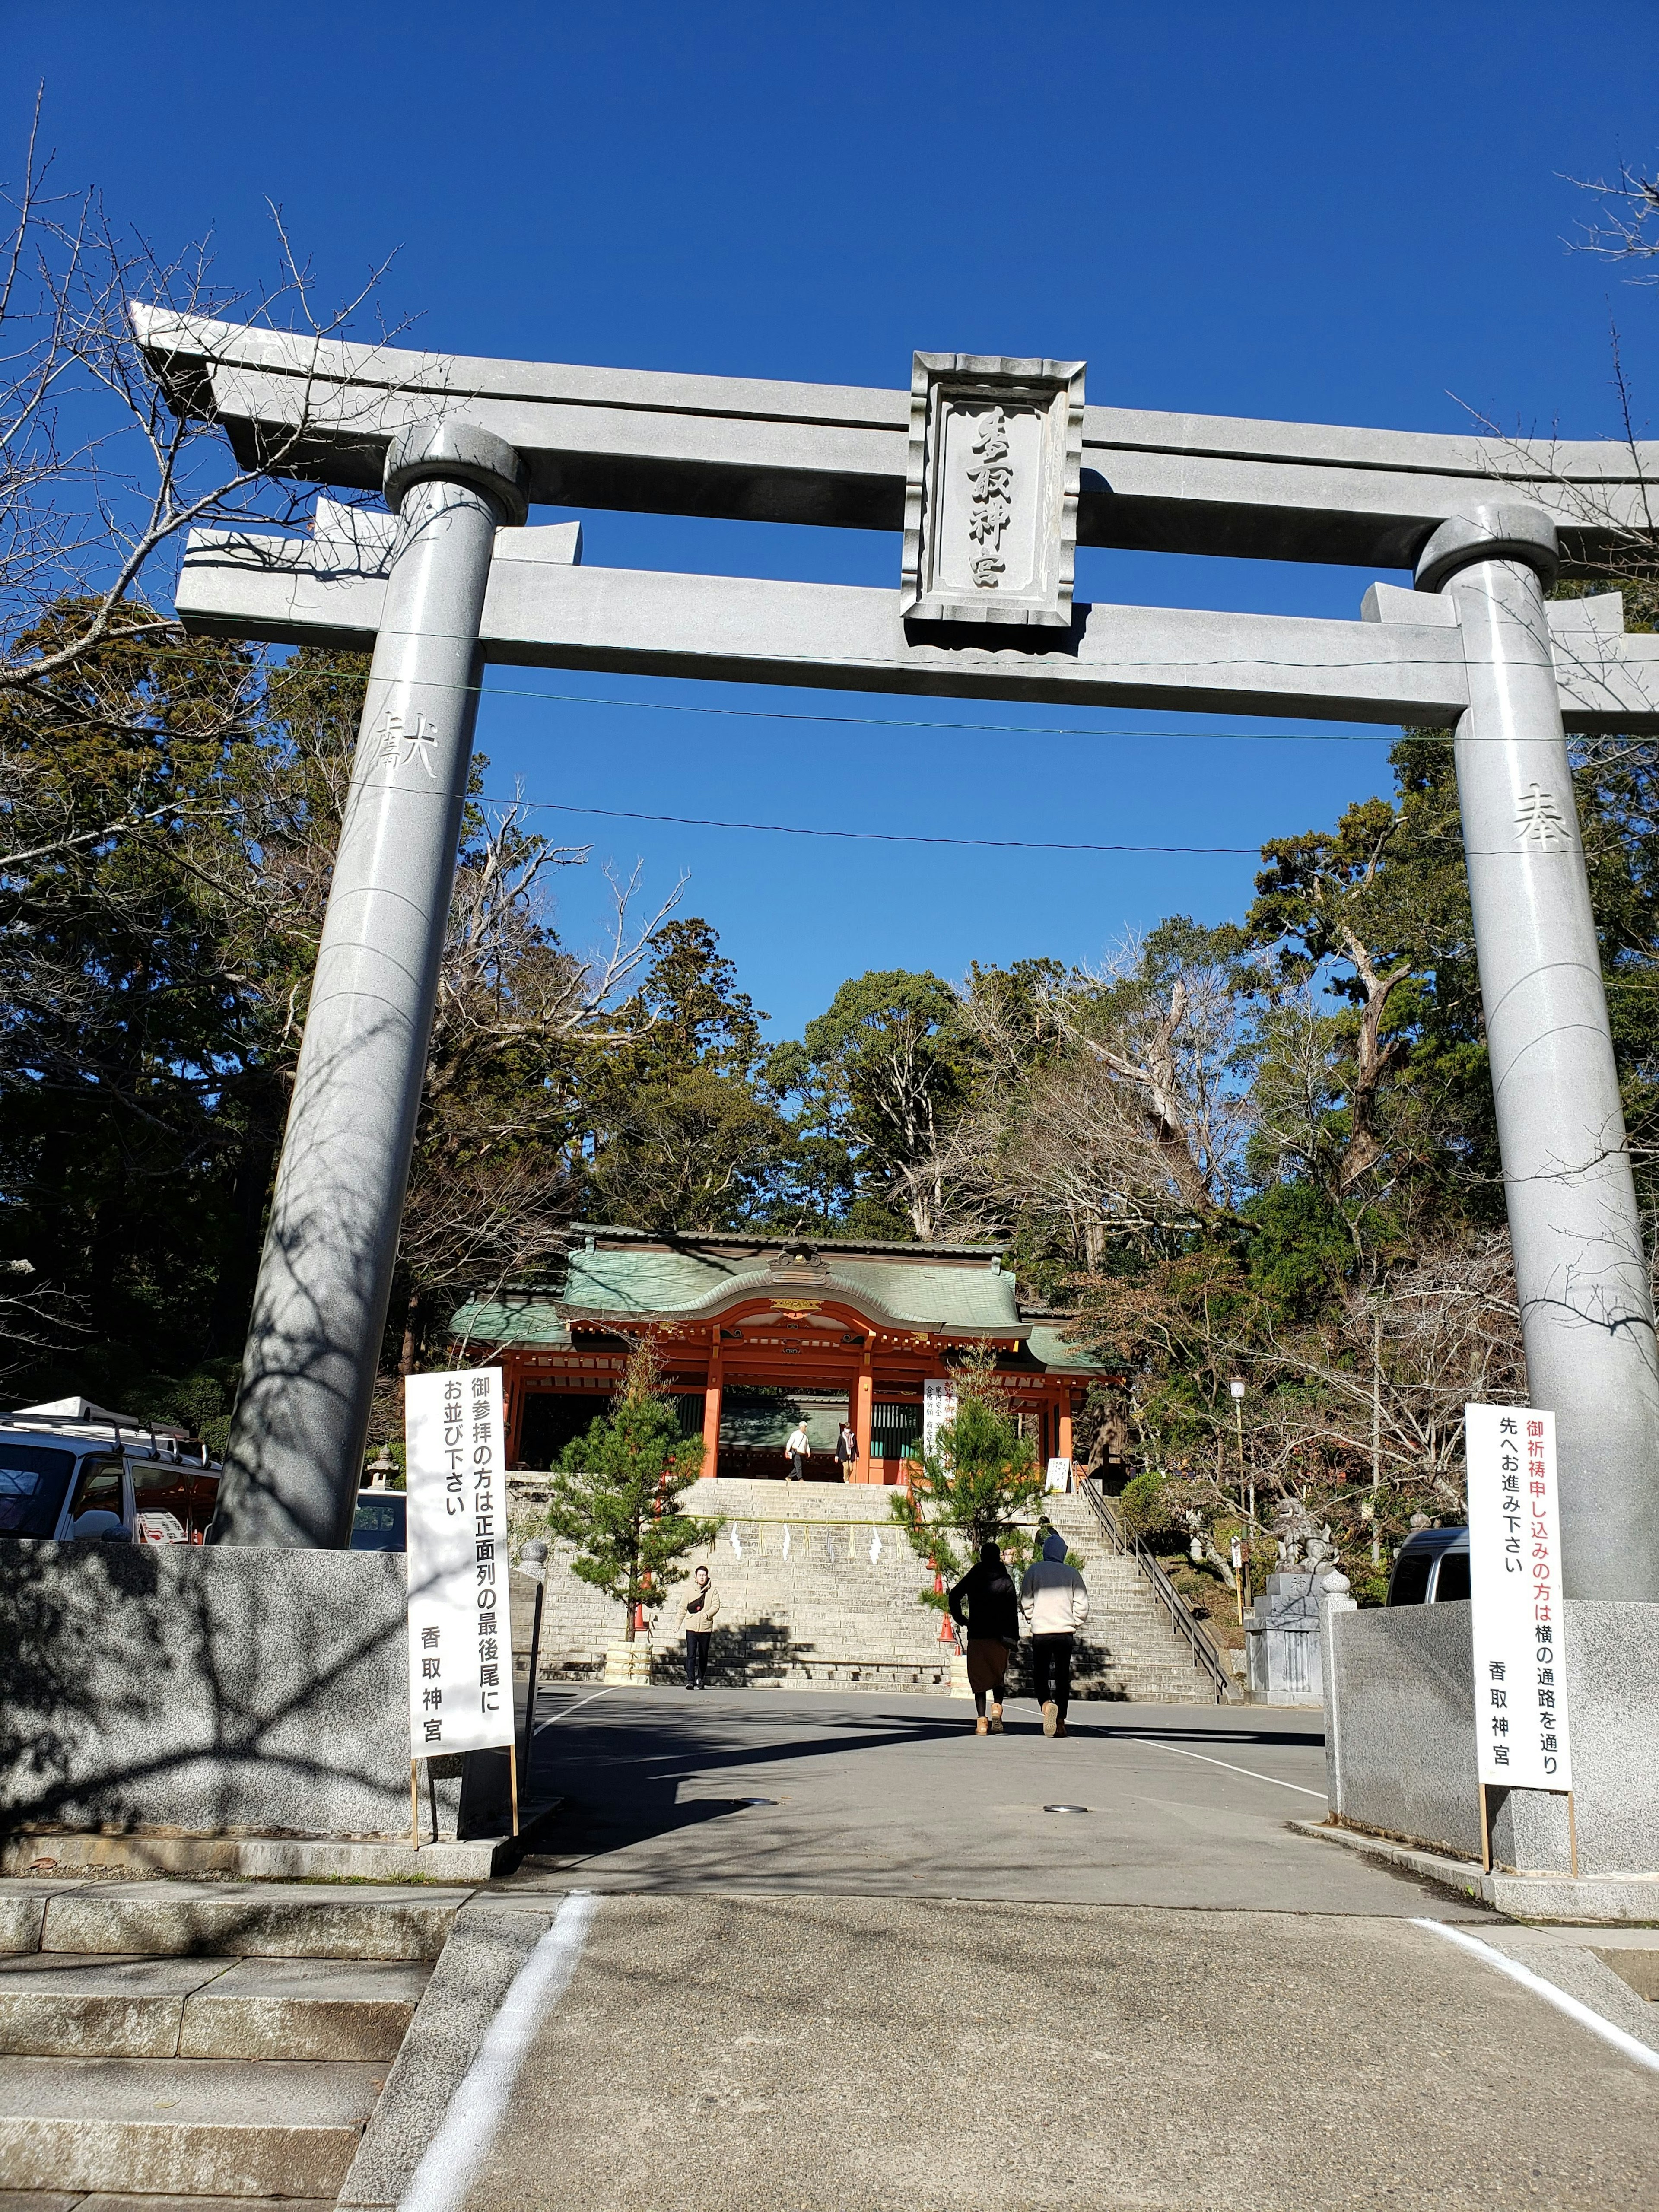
[
  {"xmin": 784, "ymin": 1418, "xmax": 811, "ymax": 1482},
  {"xmin": 835, "ymin": 1420, "xmax": 858, "ymax": 1481},
  {"xmin": 1020, "ymin": 1530, "xmax": 1089, "ymax": 1737},
  {"xmin": 949, "ymin": 1539, "xmax": 1020, "ymax": 1734},
  {"xmin": 677, "ymin": 1564, "xmax": 720, "ymax": 1688}
]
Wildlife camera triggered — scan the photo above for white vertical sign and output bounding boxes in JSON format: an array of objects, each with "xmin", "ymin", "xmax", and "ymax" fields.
[
  {"xmin": 1465, "ymin": 1403, "xmax": 1571, "ymax": 1790},
  {"xmin": 922, "ymin": 1377, "xmax": 957, "ymax": 1458},
  {"xmin": 406, "ymin": 1368, "xmax": 514, "ymax": 1759}
]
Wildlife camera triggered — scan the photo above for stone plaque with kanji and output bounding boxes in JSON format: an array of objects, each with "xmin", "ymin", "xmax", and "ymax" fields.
[{"xmin": 900, "ymin": 353, "xmax": 1085, "ymax": 628}]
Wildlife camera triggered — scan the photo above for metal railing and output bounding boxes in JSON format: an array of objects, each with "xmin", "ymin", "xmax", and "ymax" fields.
[{"xmin": 1073, "ymin": 1481, "xmax": 1238, "ymax": 1703}]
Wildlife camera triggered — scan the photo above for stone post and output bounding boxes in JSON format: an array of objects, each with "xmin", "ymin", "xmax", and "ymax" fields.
[
  {"xmin": 1317, "ymin": 1568, "xmax": 1356, "ymax": 1815},
  {"xmin": 213, "ymin": 421, "xmax": 529, "ymax": 1548},
  {"xmin": 1417, "ymin": 503, "xmax": 1659, "ymax": 1599}
]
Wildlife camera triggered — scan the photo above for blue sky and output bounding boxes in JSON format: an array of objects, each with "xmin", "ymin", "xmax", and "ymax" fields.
[{"xmin": 13, "ymin": 2, "xmax": 1659, "ymax": 1037}]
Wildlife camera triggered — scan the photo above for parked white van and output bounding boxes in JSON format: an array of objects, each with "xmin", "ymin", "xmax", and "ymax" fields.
[{"xmin": 0, "ymin": 1398, "xmax": 220, "ymax": 1544}]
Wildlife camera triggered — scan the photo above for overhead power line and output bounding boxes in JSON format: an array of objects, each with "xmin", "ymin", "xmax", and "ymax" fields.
[{"xmin": 505, "ymin": 798, "xmax": 1262, "ymax": 855}]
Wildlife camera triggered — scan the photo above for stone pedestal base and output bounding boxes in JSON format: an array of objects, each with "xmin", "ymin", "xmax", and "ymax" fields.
[
  {"xmin": 0, "ymin": 1541, "xmax": 513, "ymax": 1845},
  {"xmin": 1320, "ymin": 1598, "xmax": 1659, "ymax": 1885},
  {"xmin": 603, "ymin": 1641, "xmax": 654, "ymax": 1685},
  {"xmin": 1246, "ymin": 1571, "xmax": 1322, "ymax": 1703}
]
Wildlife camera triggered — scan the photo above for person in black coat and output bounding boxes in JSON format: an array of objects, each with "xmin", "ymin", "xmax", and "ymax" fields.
[{"xmin": 948, "ymin": 1539, "xmax": 1020, "ymax": 1735}]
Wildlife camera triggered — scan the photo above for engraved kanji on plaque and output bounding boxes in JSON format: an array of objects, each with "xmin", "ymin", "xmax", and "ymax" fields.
[{"xmin": 900, "ymin": 353, "xmax": 1086, "ymax": 629}]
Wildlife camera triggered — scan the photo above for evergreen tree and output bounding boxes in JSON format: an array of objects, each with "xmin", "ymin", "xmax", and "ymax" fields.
[
  {"xmin": 544, "ymin": 1344, "xmax": 719, "ymax": 1643},
  {"xmin": 889, "ymin": 1357, "xmax": 1044, "ymax": 1615}
]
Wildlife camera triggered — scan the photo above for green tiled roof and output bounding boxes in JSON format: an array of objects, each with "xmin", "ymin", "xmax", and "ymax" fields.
[
  {"xmin": 818, "ymin": 1260, "xmax": 1017, "ymax": 1331},
  {"xmin": 565, "ymin": 1245, "xmax": 748, "ymax": 1314},
  {"xmin": 1026, "ymin": 1324, "xmax": 1106, "ymax": 1374},
  {"xmin": 543, "ymin": 1244, "xmax": 1023, "ymax": 1334},
  {"xmin": 449, "ymin": 1239, "xmax": 1112, "ymax": 1375},
  {"xmin": 449, "ymin": 1294, "xmax": 571, "ymax": 1348}
]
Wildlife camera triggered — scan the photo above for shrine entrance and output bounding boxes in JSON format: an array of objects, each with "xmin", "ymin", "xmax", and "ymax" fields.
[
  {"xmin": 145, "ymin": 308, "xmax": 1659, "ymax": 1602},
  {"xmin": 449, "ymin": 1228, "xmax": 1109, "ymax": 1484}
]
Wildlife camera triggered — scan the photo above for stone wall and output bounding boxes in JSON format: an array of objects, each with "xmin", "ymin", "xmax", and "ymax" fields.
[
  {"xmin": 0, "ymin": 1541, "xmax": 527, "ymax": 1843},
  {"xmin": 1322, "ymin": 1597, "xmax": 1659, "ymax": 1876}
]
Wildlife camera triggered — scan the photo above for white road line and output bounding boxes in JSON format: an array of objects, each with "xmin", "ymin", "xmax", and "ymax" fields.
[
  {"xmin": 1413, "ymin": 1918, "xmax": 1659, "ymax": 2074},
  {"xmin": 536, "ymin": 1686, "xmax": 615, "ymax": 1727},
  {"xmin": 1141, "ymin": 1738, "xmax": 1328, "ymax": 1798},
  {"xmin": 397, "ymin": 1891, "xmax": 600, "ymax": 2212}
]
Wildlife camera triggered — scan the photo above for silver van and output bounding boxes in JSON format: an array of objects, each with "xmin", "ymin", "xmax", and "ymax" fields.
[
  {"xmin": 1386, "ymin": 1525, "xmax": 1470, "ymax": 1605},
  {"xmin": 0, "ymin": 1400, "xmax": 220, "ymax": 1545}
]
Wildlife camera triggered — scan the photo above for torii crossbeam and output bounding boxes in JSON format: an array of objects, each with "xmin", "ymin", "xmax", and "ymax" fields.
[{"xmin": 137, "ymin": 311, "xmax": 1659, "ymax": 1601}]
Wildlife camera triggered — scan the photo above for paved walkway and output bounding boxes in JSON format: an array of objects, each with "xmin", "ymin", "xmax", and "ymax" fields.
[
  {"xmin": 409, "ymin": 1692, "xmax": 1658, "ymax": 2211},
  {"xmin": 508, "ymin": 1687, "xmax": 1470, "ymax": 1912}
]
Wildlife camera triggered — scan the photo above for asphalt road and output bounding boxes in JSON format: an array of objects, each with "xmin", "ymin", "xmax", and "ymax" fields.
[
  {"xmin": 507, "ymin": 1687, "xmax": 1477, "ymax": 1913},
  {"xmin": 431, "ymin": 1691, "xmax": 1659, "ymax": 2211}
]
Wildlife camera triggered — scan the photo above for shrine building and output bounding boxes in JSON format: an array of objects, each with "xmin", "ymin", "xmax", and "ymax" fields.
[{"xmin": 446, "ymin": 1227, "xmax": 1116, "ymax": 1481}]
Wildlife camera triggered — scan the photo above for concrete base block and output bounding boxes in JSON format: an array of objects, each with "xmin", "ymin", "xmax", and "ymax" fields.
[
  {"xmin": 1322, "ymin": 1598, "xmax": 1659, "ymax": 1881},
  {"xmin": 0, "ymin": 1543, "xmax": 532, "ymax": 1848},
  {"xmin": 602, "ymin": 1642, "xmax": 654, "ymax": 1685},
  {"xmin": 0, "ymin": 1830, "xmax": 513, "ymax": 1884}
]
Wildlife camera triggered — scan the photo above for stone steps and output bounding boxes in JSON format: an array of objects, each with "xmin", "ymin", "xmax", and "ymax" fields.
[
  {"xmin": 0, "ymin": 1882, "xmax": 459, "ymax": 2203},
  {"xmin": 0, "ymin": 1954, "xmax": 429, "ymax": 2060},
  {"xmin": 514, "ymin": 1472, "xmax": 1224, "ymax": 1704},
  {"xmin": 0, "ymin": 2053, "xmax": 385, "ymax": 2198}
]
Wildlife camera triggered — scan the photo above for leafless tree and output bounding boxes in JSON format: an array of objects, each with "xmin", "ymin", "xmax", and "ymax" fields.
[{"xmin": 0, "ymin": 90, "xmax": 413, "ymax": 699}]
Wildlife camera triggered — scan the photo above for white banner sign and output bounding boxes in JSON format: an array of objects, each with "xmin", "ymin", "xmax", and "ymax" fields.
[
  {"xmin": 922, "ymin": 1377, "xmax": 957, "ymax": 1459},
  {"xmin": 1465, "ymin": 1403, "xmax": 1571, "ymax": 1791},
  {"xmin": 406, "ymin": 1367, "xmax": 514, "ymax": 1760}
]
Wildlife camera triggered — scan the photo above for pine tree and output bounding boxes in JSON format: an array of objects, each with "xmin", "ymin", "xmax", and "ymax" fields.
[
  {"xmin": 889, "ymin": 1354, "xmax": 1045, "ymax": 1614},
  {"xmin": 545, "ymin": 1343, "xmax": 719, "ymax": 1643}
]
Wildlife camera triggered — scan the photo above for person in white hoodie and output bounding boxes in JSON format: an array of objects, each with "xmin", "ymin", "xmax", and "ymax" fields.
[{"xmin": 1019, "ymin": 1529, "xmax": 1089, "ymax": 1737}]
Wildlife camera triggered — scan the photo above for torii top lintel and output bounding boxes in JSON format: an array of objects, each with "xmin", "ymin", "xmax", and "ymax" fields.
[
  {"xmin": 149, "ymin": 310, "xmax": 1659, "ymax": 732},
  {"xmin": 134, "ymin": 307, "xmax": 1659, "ymax": 571}
]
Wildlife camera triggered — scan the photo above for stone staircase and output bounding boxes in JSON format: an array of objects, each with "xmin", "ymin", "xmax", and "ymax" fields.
[
  {"xmin": 511, "ymin": 1475, "xmax": 1222, "ymax": 1703},
  {"xmin": 0, "ymin": 1878, "xmax": 460, "ymax": 2203}
]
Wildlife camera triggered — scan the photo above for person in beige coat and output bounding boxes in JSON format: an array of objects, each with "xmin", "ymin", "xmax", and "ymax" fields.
[
  {"xmin": 677, "ymin": 1565, "xmax": 721, "ymax": 1689},
  {"xmin": 1019, "ymin": 1530, "xmax": 1089, "ymax": 1736}
]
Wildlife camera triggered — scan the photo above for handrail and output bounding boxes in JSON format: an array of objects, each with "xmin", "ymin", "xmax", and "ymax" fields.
[{"xmin": 1074, "ymin": 1482, "xmax": 1237, "ymax": 1703}]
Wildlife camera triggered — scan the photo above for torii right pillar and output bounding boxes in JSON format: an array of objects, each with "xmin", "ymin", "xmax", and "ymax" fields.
[{"xmin": 1419, "ymin": 502, "xmax": 1659, "ymax": 1600}]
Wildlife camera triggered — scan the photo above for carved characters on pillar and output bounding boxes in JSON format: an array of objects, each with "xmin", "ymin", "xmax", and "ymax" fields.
[
  {"xmin": 375, "ymin": 710, "xmax": 442, "ymax": 779},
  {"xmin": 1515, "ymin": 781, "xmax": 1573, "ymax": 849},
  {"xmin": 966, "ymin": 407, "xmax": 1014, "ymax": 589},
  {"xmin": 900, "ymin": 353, "xmax": 1085, "ymax": 629}
]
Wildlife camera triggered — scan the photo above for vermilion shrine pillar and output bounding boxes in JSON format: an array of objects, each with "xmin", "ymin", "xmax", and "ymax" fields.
[{"xmin": 701, "ymin": 1344, "xmax": 723, "ymax": 1481}]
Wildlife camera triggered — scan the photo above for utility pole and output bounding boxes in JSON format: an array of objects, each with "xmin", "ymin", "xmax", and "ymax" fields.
[{"xmin": 1230, "ymin": 1376, "xmax": 1249, "ymax": 1605}]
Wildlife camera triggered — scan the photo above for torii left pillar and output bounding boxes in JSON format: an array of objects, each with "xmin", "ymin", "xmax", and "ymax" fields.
[{"xmin": 211, "ymin": 420, "xmax": 529, "ymax": 1547}]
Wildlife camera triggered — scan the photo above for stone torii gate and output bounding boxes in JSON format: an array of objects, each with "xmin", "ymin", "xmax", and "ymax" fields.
[{"xmin": 136, "ymin": 312, "xmax": 1659, "ymax": 1603}]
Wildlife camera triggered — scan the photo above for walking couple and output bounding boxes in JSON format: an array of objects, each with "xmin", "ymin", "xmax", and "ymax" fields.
[{"xmin": 947, "ymin": 1532, "xmax": 1089, "ymax": 1738}]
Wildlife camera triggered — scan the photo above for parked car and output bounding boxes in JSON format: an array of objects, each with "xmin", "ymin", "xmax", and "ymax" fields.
[
  {"xmin": 1386, "ymin": 1525, "xmax": 1470, "ymax": 1605},
  {"xmin": 0, "ymin": 1398, "xmax": 220, "ymax": 1544},
  {"xmin": 349, "ymin": 1491, "xmax": 407, "ymax": 1552}
]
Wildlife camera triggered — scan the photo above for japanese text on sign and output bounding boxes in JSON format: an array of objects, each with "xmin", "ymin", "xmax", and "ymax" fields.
[
  {"xmin": 1465, "ymin": 1403, "xmax": 1572, "ymax": 1791},
  {"xmin": 405, "ymin": 1367, "xmax": 515, "ymax": 1760}
]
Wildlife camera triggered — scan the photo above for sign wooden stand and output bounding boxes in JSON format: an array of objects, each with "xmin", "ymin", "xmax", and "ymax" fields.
[
  {"xmin": 409, "ymin": 1746, "xmax": 520, "ymax": 1849},
  {"xmin": 1478, "ymin": 1782, "xmax": 1579, "ymax": 1878}
]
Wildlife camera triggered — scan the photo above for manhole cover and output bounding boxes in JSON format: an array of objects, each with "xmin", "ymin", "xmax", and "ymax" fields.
[{"xmin": 1044, "ymin": 1803, "xmax": 1089, "ymax": 1814}]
